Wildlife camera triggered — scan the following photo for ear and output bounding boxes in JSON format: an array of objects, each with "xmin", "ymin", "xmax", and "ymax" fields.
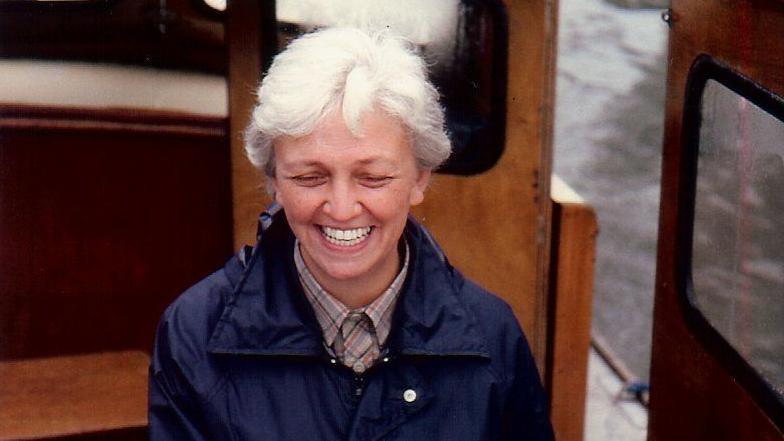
[{"xmin": 408, "ymin": 169, "xmax": 431, "ymax": 206}]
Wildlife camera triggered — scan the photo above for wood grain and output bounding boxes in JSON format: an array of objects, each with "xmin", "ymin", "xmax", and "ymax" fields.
[
  {"xmin": 413, "ymin": 0, "xmax": 558, "ymax": 372},
  {"xmin": 0, "ymin": 105, "xmax": 233, "ymax": 360},
  {"xmin": 0, "ymin": 351, "xmax": 148, "ymax": 441},
  {"xmin": 649, "ymin": 0, "xmax": 784, "ymax": 439},
  {"xmin": 547, "ymin": 178, "xmax": 598, "ymax": 441},
  {"xmin": 227, "ymin": 0, "xmax": 272, "ymax": 250}
]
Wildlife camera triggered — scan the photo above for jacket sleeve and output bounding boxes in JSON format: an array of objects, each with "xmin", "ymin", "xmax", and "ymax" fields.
[
  {"xmin": 148, "ymin": 316, "xmax": 211, "ymax": 441},
  {"xmin": 501, "ymin": 331, "xmax": 555, "ymax": 441}
]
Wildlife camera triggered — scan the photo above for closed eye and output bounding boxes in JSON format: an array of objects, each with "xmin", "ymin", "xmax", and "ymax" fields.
[
  {"xmin": 288, "ymin": 175, "xmax": 327, "ymax": 187},
  {"xmin": 359, "ymin": 175, "xmax": 394, "ymax": 188}
]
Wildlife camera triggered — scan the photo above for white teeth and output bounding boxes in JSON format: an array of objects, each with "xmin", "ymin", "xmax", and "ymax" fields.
[{"xmin": 321, "ymin": 226, "xmax": 372, "ymax": 246}]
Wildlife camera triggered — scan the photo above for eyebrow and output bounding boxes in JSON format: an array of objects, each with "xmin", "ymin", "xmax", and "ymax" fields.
[
  {"xmin": 282, "ymin": 160, "xmax": 324, "ymax": 168},
  {"xmin": 282, "ymin": 157, "xmax": 397, "ymax": 168},
  {"xmin": 356, "ymin": 156, "xmax": 399, "ymax": 166}
]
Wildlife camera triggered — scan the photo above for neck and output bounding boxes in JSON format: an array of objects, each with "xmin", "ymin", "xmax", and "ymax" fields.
[
  {"xmin": 301, "ymin": 245, "xmax": 402, "ymax": 309},
  {"xmin": 321, "ymin": 270, "xmax": 397, "ymax": 309}
]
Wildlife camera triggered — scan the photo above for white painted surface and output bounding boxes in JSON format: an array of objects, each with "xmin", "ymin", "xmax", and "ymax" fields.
[
  {"xmin": 0, "ymin": 60, "xmax": 227, "ymax": 116},
  {"xmin": 585, "ymin": 349, "xmax": 648, "ymax": 441}
]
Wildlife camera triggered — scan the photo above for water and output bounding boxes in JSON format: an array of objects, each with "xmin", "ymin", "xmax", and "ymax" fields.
[{"xmin": 554, "ymin": 0, "xmax": 668, "ymax": 381}]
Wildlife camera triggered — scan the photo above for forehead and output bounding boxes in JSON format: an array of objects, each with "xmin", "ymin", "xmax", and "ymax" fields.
[{"xmin": 274, "ymin": 109, "xmax": 414, "ymax": 166}]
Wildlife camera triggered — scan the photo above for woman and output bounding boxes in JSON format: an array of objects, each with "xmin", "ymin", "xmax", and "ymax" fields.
[{"xmin": 149, "ymin": 27, "xmax": 553, "ymax": 440}]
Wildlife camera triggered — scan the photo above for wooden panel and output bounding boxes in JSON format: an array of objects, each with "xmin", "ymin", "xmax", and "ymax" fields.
[
  {"xmin": 0, "ymin": 351, "xmax": 148, "ymax": 441},
  {"xmin": 225, "ymin": 0, "xmax": 558, "ymax": 371},
  {"xmin": 226, "ymin": 0, "xmax": 274, "ymax": 249},
  {"xmin": 412, "ymin": 0, "xmax": 558, "ymax": 369},
  {"xmin": 547, "ymin": 178, "xmax": 597, "ymax": 441},
  {"xmin": 0, "ymin": 106, "xmax": 233, "ymax": 360},
  {"xmin": 649, "ymin": 0, "xmax": 784, "ymax": 439}
]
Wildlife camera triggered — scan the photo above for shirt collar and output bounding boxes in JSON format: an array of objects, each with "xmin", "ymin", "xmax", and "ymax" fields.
[
  {"xmin": 293, "ymin": 239, "xmax": 409, "ymax": 349},
  {"xmin": 207, "ymin": 215, "xmax": 488, "ymax": 360}
]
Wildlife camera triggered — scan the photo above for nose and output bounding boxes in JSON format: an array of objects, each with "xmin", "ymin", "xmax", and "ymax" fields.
[{"xmin": 323, "ymin": 180, "xmax": 361, "ymax": 221}]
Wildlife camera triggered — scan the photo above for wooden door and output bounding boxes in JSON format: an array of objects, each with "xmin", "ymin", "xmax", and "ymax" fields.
[
  {"xmin": 649, "ymin": 0, "xmax": 784, "ymax": 439},
  {"xmin": 226, "ymin": 0, "xmax": 558, "ymax": 369}
]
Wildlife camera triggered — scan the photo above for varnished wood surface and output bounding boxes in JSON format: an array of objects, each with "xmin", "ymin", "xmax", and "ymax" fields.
[
  {"xmin": 547, "ymin": 179, "xmax": 597, "ymax": 441},
  {"xmin": 0, "ymin": 351, "xmax": 148, "ymax": 441},
  {"xmin": 227, "ymin": 0, "xmax": 273, "ymax": 249},
  {"xmin": 0, "ymin": 106, "xmax": 233, "ymax": 360},
  {"xmin": 0, "ymin": 105, "xmax": 226, "ymax": 136},
  {"xmin": 413, "ymin": 0, "xmax": 558, "ymax": 372},
  {"xmin": 649, "ymin": 0, "xmax": 784, "ymax": 439}
]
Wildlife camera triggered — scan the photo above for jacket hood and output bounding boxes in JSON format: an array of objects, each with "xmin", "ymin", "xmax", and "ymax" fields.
[{"xmin": 206, "ymin": 209, "xmax": 489, "ymax": 360}]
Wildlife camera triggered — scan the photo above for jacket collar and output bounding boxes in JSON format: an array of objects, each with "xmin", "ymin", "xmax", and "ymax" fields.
[{"xmin": 206, "ymin": 211, "xmax": 489, "ymax": 359}]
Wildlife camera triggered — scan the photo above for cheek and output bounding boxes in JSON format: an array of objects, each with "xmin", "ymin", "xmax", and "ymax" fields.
[
  {"xmin": 365, "ymin": 188, "xmax": 415, "ymax": 223},
  {"xmin": 276, "ymin": 187, "xmax": 322, "ymax": 222}
]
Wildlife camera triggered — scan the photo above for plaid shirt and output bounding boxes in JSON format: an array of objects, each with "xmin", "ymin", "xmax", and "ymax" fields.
[{"xmin": 294, "ymin": 240, "xmax": 408, "ymax": 372}]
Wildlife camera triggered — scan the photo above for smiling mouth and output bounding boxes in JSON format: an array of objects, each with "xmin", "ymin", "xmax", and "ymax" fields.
[{"xmin": 320, "ymin": 225, "xmax": 373, "ymax": 247}]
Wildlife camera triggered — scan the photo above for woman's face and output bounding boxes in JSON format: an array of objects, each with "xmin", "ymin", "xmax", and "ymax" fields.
[{"xmin": 272, "ymin": 108, "xmax": 430, "ymax": 304}]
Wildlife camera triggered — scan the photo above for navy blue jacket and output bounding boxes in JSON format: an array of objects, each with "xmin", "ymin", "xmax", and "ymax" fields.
[{"xmin": 149, "ymin": 212, "xmax": 554, "ymax": 440}]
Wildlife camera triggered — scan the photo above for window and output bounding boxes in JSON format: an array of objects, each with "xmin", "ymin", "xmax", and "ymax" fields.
[
  {"xmin": 692, "ymin": 78, "xmax": 784, "ymax": 397},
  {"xmin": 275, "ymin": 0, "xmax": 508, "ymax": 175},
  {"xmin": 683, "ymin": 56, "xmax": 784, "ymax": 413}
]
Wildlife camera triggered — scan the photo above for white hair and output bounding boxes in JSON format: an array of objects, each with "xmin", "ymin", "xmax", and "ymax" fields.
[{"xmin": 244, "ymin": 27, "xmax": 451, "ymax": 178}]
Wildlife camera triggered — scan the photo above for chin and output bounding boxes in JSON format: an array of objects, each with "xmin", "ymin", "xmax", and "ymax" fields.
[{"xmin": 320, "ymin": 262, "xmax": 372, "ymax": 282}]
